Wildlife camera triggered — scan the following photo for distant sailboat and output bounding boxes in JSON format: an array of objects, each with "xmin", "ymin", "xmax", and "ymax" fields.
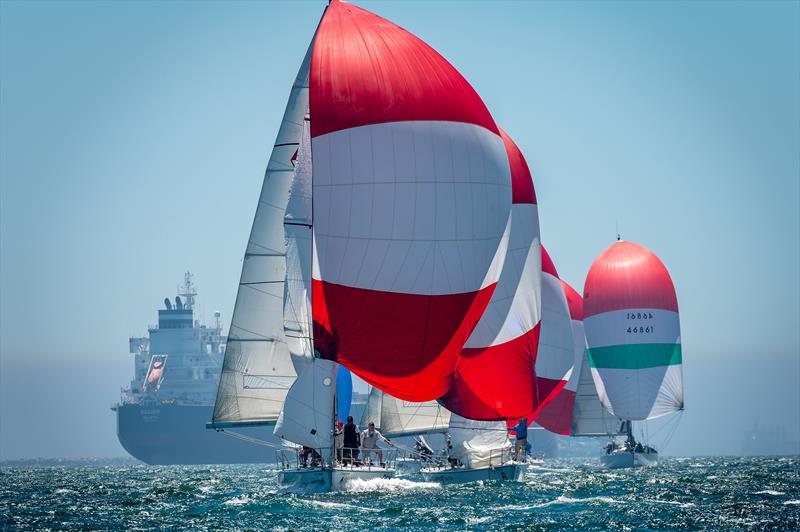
[{"xmin": 583, "ymin": 240, "xmax": 683, "ymax": 468}]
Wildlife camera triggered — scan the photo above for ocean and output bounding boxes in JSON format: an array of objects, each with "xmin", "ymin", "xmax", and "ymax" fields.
[{"xmin": 1, "ymin": 456, "xmax": 798, "ymax": 530}]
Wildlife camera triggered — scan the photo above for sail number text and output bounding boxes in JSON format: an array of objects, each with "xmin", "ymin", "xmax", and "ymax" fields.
[{"xmin": 625, "ymin": 312, "xmax": 654, "ymax": 335}]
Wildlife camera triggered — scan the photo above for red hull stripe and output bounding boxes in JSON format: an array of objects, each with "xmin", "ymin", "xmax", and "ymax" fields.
[
  {"xmin": 533, "ymin": 388, "xmax": 576, "ymax": 435},
  {"xmin": 440, "ymin": 324, "xmax": 540, "ymax": 421},
  {"xmin": 313, "ymin": 278, "xmax": 495, "ymax": 402},
  {"xmin": 561, "ymin": 279, "xmax": 583, "ymax": 321},
  {"xmin": 310, "ymin": 0, "xmax": 498, "ymax": 138},
  {"xmin": 583, "ymin": 241, "xmax": 678, "ymax": 317},
  {"xmin": 541, "ymin": 245, "xmax": 559, "ymax": 278},
  {"xmin": 499, "ymin": 128, "xmax": 536, "ymax": 205}
]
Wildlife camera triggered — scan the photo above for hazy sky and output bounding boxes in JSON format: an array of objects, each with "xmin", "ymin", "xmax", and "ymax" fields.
[{"xmin": 1, "ymin": 0, "xmax": 798, "ymax": 460}]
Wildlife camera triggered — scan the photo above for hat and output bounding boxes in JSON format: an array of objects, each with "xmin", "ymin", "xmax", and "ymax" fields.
[{"xmin": 336, "ymin": 420, "xmax": 344, "ymax": 427}]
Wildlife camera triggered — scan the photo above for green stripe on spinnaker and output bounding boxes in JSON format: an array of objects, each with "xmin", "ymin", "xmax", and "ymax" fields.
[{"xmin": 587, "ymin": 343, "xmax": 682, "ymax": 369}]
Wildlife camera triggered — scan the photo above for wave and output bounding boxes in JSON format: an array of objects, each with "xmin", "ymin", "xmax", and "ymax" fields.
[
  {"xmin": 223, "ymin": 495, "xmax": 252, "ymax": 506},
  {"xmin": 497, "ymin": 495, "xmax": 622, "ymax": 511},
  {"xmin": 784, "ymin": 500, "xmax": 800, "ymax": 506},
  {"xmin": 753, "ymin": 490, "xmax": 785, "ymax": 496},
  {"xmin": 342, "ymin": 477, "xmax": 440, "ymax": 493},
  {"xmin": 304, "ymin": 500, "xmax": 374, "ymax": 512}
]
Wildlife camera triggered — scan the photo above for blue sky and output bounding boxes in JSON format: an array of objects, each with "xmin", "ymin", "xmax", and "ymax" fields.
[{"xmin": 1, "ymin": 0, "xmax": 798, "ymax": 459}]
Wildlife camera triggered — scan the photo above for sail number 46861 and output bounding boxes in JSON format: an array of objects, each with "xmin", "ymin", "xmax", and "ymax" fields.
[{"xmin": 626, "ymin": 312, "xmax": 654, "ymax": 334}]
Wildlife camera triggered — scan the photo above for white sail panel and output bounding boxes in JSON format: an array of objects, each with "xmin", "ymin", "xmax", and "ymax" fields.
[
  {"xmin": 283, "ymin": 117, "xmax": 314, "ymax": 362},
  {"xmin": 448, "ymin": 414, "xmax": 511, "ymax": 469},
  {"xmin": 211, "ymin": 43, "xmax": 313, "ymax": 428},
  {"xmin": 274, "ymin": 358, "xmax": 337, "ymax": 450},
  {"xmin": 360, "ymin": 388, "xmax": 450, "ymax": 437}
]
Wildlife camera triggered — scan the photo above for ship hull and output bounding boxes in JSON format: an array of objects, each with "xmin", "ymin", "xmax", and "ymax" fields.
[{"xmin": 115, "ymin": 403, "xmax": 282, "ymax": 465}]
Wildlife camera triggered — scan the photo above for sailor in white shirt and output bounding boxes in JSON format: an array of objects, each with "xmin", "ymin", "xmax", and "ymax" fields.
[{"xmin": 361, "ymin": 422, "xmax": 393, "ymax": 465}]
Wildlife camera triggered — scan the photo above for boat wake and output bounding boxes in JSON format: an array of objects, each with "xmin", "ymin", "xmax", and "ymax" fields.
[{"xmin": 341, "ymin": 477, "xmax": 440, "ymax": 493}]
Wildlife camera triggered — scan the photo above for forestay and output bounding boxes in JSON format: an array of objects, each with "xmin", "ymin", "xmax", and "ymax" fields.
[{"xmin": 583, "ymin": 240, "xmax": 683, "ymax": 421}]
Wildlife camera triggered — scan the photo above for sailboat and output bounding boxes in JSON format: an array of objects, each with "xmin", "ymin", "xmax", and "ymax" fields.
[
  {"xmin": 583, "ymin": 240, "xmax": 684, "ymax": 469},
  {"xmin": 420, "ymin": 413, "xmax": 526, "ymax": 483},
  {"xmin": 209, "ymin": 0, "xmax": 530, "ymax": 491}
]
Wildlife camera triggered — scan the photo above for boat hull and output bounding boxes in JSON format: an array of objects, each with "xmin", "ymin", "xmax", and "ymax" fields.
[
  {"xmin": 421, "ymin": 463, "xmax": 526, "ymax": 484},
  {"xmin": 278, "ymin": 466, "xmax": 395, "ymax": 492},
  {"xmin": 601, "ymin": 450, "xmax": 659, "ymax": 469}
]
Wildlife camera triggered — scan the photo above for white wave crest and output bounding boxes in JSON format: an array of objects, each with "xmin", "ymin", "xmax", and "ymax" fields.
[
  {"xmin": 305, "ymin": 500, "xmax": 373, "ymax": 512},
  {"xmin": 224, "ymin": 495, "xmax": 252, "ymax": 506},
  {"xmin": 784, "ymin": 500, "xmax": 800, "ymax": 506},
  {"xmin": 54, "ymin": 488, "xmax": 75, "ymax": 495},
  {"xmin": 342, "ymin": 477, "xmax": 440, "ymax": 493},
  {"xmin": 753, "ymin": 490, "xmax": 785, "ymax": 496}
]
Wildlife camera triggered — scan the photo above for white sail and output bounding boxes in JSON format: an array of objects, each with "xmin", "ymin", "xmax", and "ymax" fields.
[
  {"xmin": 283, "ymin": 114, "xmax": 314, "ymax": 364},
  {"xmin": 274, "ymin": 358, "xmax": 337, "ymax": 450},
  {"xmin": 361, "ymin": 388, "xmax": 450, "ymax": 437},
  {"xmin": 448, "ymin": 414, "xmax": 511, "ymax": 469},
  {"xmin": 211, "ymin": 44, "xmax": 313, "ymax": 428},
  {"xmin": 572, "ymin": 350, "xmax": 626, "ymax": 436}
]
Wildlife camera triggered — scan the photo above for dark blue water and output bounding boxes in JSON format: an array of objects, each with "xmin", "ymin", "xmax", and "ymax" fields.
[{"xmin": 2, "ymin": 457, "xmax": 798, "ymax": 530}]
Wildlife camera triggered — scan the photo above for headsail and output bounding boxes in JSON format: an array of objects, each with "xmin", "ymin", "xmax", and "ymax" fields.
[
  {"xmin": 583, "ymin": 240, "xmax": 683, "ymax": 421},
  {"xmin": 533, "ymin": 264, "xmax": 583, "ymax": 435},
  {"xmin": 530, "ymin": 246, "xmax": 576, "ymax": 424},
  {"xmin": 360, "ymin": 388, "xmax": 450, "ymax": 438},
  {"xmin": 210, "ymin": 40, "xmax": 314, "ymax": 428},
  {"xmin": 571, "ymin": 350, "xmax": 626, "ymax": 436},
  {"xmin": 448, "ymin": 414, "xmax": 511, "ymax": 469},
  {"xmin": 309, "ymin": 0, "xmax": 513, "ymax": 402},
  {"xmin": 439, "ymin": 129, "xmax": 541, "ymax": 421}
]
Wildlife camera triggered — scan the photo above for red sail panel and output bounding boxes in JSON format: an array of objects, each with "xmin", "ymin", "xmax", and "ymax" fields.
[
  {"xmin": 583, "ymin": 241, "xmax": 678, "ymax": 317},
  {"xmin": 310, "ymin": 0, "xmax": 498, "ymax": 138}
]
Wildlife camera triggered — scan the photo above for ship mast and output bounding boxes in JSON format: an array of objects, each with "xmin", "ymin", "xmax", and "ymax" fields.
[{"xmin": 178, "ymin": 271, "xmax": 197, "ymax": 311}]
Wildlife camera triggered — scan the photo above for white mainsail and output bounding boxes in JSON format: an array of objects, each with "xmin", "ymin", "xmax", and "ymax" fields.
[
  {"xmin": 211, "ymin": 44, "xmax": 313, "ymax": 428},
  {"xmin": 360, "ymin": 388, "xmax": 451, "ymax": 437},
  {"xmin": 448, "ymin": 414, "xmax": 511, "ymax": 469}
]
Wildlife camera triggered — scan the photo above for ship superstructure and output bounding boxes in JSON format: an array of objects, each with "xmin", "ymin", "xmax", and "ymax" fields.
[{"xmin": 124, "ymin": 272, "xmax": 224, "ymax": 407}]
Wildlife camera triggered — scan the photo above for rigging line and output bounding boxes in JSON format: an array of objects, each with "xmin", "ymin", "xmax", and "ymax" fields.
[
  {"xmin": 274, "ymin": 142, "xmax": 300, "ymax": 148},
  {"xmin": 217, "ymin": 429, "xmax": 289, "ymax": 450}
]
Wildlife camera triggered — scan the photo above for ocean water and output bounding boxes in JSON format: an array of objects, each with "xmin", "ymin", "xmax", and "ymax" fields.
[{"xmin": 1, "ymin": 456, "xmax": 798, "ymax": 530}]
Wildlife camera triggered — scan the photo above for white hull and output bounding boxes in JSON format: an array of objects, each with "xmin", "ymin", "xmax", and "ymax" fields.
[
  {"xmin": 396, "ymin": 458, "xmax": 423, "ymax": 476},
  {"xmin": 278, "ymin": 466, "xmax": 395, "ymax": 492},
  {"xmin": 421, "ymin": 463, "xmax": 526, "ymax": 484},
  {"xmin": 601, "ymin": 450, "xmax": 659, "ymax": 469}
]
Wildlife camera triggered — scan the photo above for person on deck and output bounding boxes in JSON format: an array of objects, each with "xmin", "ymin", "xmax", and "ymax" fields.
[
  {"xmin": 361, "ymin": 422, "xmax": 393, "ymax": 465},
  {"xmin": 334, "ymin": 420, "xmax": 344, "ymax": 463},
  {"xmin": 512, "ymin": 418, "xmax": 528, "ymax": 461},
  {"xmin": 342, "ymin": 415, "xmax": 360, "ymax": 465}
]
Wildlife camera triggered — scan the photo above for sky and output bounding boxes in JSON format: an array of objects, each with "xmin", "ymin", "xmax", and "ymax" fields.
[{"xmin": 1, "ymin": 0, "xmax": 798, "ymax": 460}]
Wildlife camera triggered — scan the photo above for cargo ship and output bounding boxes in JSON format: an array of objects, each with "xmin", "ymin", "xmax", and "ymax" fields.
[{"xmin": 111, "ymin": 273, "xmax": 284, "ymax": 464}]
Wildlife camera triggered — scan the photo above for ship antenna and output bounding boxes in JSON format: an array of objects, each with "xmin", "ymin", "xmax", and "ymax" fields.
[
  {"xmin": 616, "ymin": 220, "xmax": 621, "ymax": 242},
  {"xmin": 179, "ymin": 271, "xmax": 197, "ymax": 311}
]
